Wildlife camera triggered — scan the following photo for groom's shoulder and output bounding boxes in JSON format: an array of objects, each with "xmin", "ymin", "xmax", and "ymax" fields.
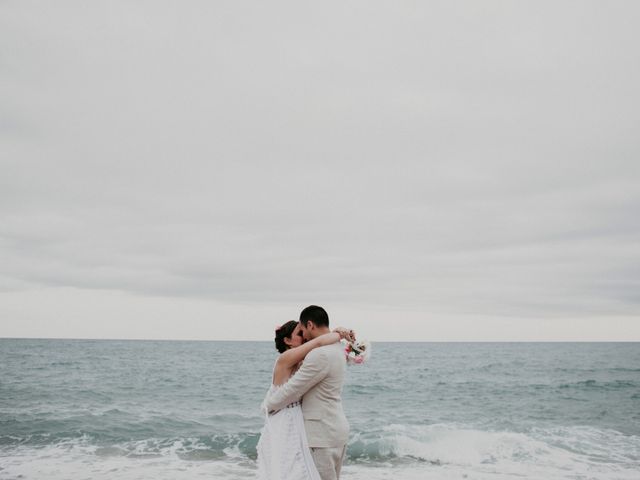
[
  {"xmin": 308, "ymin": 344, "xmax": 329, "ymax": 358},
  {"xmin": 319, "ymin": 342, "xmax": 344, "ymax": 359},
  {"xmin": 306, "ymin": 343, "xmax": 335, "ymax": 362}
]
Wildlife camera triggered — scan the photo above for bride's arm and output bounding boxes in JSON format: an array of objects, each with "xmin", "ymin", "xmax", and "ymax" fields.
[{"xmin": 276, "ymin": 329, "xmax": 347, "ymax": 372}]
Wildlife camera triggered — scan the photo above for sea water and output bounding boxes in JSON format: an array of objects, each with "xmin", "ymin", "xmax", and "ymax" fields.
[{"xmin": 1, "ymin": 339, "xmax": 638, "ymax": 479}]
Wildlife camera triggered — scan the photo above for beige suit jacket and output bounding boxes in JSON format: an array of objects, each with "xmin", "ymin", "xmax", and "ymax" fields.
[{"xmin": 265, "ymin": 342, "xmax": 350, "ymax": 448}]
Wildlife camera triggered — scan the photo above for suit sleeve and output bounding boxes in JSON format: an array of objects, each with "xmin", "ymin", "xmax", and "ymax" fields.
[{"xmin": 265, "ymin": 349, "xmax": 330, "ymax": 412}]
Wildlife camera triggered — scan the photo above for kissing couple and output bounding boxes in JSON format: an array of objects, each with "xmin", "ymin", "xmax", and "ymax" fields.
[{"xmin": 256, "ymin": 305, "xmax": 356, "ymax": 480}]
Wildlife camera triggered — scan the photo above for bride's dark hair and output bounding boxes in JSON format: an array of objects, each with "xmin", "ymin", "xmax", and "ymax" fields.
[{"xmin": 274, "ymin": 320, "xmax": 298, "ymax": 353}]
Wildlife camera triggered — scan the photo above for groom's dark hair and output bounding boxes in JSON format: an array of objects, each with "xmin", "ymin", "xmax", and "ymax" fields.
[{"xmin": 299, "ymin": 305, "xmax": 329, "ymax": 328}]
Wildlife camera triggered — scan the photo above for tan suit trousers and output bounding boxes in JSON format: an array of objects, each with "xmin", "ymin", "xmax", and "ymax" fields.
[{"xmin": 310, "ymin": 445, "xmax": 347, "ymax": 480}]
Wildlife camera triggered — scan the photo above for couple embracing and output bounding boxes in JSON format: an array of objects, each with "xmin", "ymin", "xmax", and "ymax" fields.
[{"xmin": 257, "ymin": 305, "xmax": 355, "ymax": 480}]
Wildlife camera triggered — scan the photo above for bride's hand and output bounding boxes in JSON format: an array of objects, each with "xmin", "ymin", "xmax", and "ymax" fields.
[{"xmin": 333, "ymin": 327, "xmax": 356, "ymax": 342}]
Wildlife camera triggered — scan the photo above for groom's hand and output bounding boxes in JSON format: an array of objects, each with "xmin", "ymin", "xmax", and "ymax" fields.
[{"xmin": 264, "ymin": 349, "xmax": 330, "ymax": 412}]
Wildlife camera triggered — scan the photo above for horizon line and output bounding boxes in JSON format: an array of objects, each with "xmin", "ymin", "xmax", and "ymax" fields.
[{"xmin": 1, "ymin": 336, "xmax": 638, "ymax": 343}]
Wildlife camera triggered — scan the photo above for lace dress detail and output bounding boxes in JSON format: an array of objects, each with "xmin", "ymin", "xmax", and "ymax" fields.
[{"xmin": 256, "ymin": 382, "xmax": 321, "ymax": 480}]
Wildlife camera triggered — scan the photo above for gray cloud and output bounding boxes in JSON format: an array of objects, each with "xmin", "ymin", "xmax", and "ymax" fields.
[{"xmin": 1, "ymin": 1, "xmax": 639, "ymax": 331}]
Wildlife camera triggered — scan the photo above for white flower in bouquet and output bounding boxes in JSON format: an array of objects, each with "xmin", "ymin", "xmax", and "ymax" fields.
[{"xmin": 342, "ymin": 339, "xmax": 371, "ymax": 365}]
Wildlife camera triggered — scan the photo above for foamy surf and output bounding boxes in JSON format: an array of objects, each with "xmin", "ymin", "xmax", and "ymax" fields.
[
  {"xmin": 1, "ymin": 424, "xmax": 638, "ymax": 480},
  {"xmin": 346, "ymin": 423, "xmax": 640, "ymax": 479}
]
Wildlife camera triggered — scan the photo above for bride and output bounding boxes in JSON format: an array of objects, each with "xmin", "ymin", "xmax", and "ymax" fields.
[{"xmin": 256, "ymin": 320, "xmax": 352, "ymax": 480}]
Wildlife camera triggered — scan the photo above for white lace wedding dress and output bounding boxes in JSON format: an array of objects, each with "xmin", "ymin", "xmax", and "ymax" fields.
[{"xmin": 256, "ymin": 381, "xmax": 321, "ymax": 480}]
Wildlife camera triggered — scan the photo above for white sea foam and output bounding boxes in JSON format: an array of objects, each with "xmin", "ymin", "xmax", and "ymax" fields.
[
  {"xmin": 348, "ymin": 423, "xmax": 640, "ymax": 480},
  {"xmin": 0, "ymin": 440, "xmax": 253, "ymax": 480},
  {"xmin": 1, "ymin": 424, "xmax": 638, "ymax": 480}
]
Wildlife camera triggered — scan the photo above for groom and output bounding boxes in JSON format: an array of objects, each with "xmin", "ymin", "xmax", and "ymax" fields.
[{"xmin": 265, "ymin": 305, "xmax": 350, "ymax": 480}]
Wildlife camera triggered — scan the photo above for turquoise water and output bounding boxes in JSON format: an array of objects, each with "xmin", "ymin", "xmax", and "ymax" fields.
[{"xmin": 1, "ymin": 339, "xmax": 639, "ymax": 479}]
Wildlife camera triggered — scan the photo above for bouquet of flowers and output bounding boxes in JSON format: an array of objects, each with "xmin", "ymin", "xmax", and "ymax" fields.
[{"xmin": 343, "ymin": 339, "xmax": 371, "ymax": 365}]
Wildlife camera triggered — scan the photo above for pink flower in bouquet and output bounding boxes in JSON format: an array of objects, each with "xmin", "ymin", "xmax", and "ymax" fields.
[{"xmin": 342, "ymin": 339, "xmax": 371, "ymax": 365}]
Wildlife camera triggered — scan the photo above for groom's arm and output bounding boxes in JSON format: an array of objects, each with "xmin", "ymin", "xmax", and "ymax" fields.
[{"xmin": 265, "ymin": 348, "xmax": 329, "ymax": 412}]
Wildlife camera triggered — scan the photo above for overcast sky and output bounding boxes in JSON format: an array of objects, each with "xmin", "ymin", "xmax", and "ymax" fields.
[{"xmin": 1, "ymin": 1, "xmax": 639, "ymax": 341}]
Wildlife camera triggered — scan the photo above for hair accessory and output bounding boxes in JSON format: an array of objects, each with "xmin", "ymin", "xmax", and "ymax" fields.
[{"xmin": 275, "ymin": 324, "xmax": 282, "ymax": 331}]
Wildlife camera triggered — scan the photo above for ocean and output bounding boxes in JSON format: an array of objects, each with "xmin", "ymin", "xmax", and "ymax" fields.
[{"xmin": 0, "ymin": 339, "xmax": 638, "ymax": 479}]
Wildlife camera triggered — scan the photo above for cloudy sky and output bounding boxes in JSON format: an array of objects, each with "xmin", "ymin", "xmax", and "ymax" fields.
[{"xmin": 1, "ymin": 1, "xmax": 639, "ymax": 341}]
